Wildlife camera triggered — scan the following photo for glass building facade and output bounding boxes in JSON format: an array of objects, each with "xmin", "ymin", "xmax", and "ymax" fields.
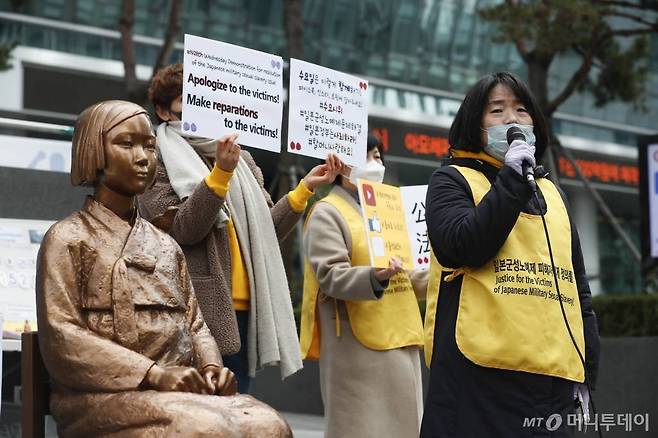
[
  {"xmin": 0, "ymin": 0, "xmax": 655, "ymax": 294},
  {"xmin": 1, "ymin": 0, "xmax": 656, "ymax": 139}
]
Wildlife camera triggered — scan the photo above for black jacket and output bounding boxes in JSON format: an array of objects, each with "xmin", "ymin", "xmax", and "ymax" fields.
[{"xmin": 420, "ymin": 158, "xmax": 601, "ymax": 438}]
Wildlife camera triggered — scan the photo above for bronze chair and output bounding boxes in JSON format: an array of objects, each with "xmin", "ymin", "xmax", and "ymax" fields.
[{"xmin": 21, "ymin": 331, "xmax": 50, "ymax": 438}]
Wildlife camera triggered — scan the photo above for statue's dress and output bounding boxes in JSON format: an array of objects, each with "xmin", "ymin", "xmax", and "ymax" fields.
[{"xmin": 36, "ymin": 197, "xmax": 290, "ymax": 437}]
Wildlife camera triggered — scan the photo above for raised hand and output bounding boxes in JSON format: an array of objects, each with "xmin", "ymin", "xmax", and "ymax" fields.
[
  {"xmin": 215, "ymin": 133, "xmax": 241, "ymax": 172},
  {"xmin": 504, "ymin": 140, "xmax": 535, "ymax": 176},
  {"xmin": 303, "ymin": 153, "xmax": 345, "ymax": 191}
]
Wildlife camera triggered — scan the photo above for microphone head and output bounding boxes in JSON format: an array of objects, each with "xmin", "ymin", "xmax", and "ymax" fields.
[{"xmin": 506, "ymin": 126, "xmax": 525, "ymax": 145}]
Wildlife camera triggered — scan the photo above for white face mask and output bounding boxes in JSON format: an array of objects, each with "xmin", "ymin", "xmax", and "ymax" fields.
[
  {"xmin": 482, "ymin": 123, "xmax": 536, "ymax": 162},
  {"xmin": 348, "ymin": 159, "xmax": 386, "ymax": 185}
]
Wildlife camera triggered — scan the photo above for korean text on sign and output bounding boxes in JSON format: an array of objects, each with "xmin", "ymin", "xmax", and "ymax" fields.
[{"xmin": 287, "ymin": 58, "xmax": 368, "ymax": 167}]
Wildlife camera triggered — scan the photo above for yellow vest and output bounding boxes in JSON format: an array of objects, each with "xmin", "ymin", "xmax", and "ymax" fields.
[
  {"xmin": 300, "ymin": 191, "xmax": 424, "ymax": 360},
  {"xmin": 423, "ymin": 166, "xmax": 585, "ymax": 382}
]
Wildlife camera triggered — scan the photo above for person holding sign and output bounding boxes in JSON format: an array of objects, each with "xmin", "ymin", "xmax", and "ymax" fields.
[
  {"xmin": 421, "ymin": 72, "xmax": 600, "ymax": 437},
  {"xmin": 300, "ymin": 134, "xmax": 427, "ymax": 438},
  {"xmin": 139, "ymin": 63, "xmax": 343, "ymax": 393},
  {"xmin": 36, "ymin": 100, "xmax": 291, "ymax": 437}
]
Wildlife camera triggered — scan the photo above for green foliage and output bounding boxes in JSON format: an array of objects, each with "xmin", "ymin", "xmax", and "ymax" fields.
[
  {"xmin": 584, "ymin": 36, "xmax": 649, "ymax": 108},
  {"xmin": 479, "ymin": 0, "xmax": 657, "ymax": 109},
  {"xmin": 479, "ymin": 0, "xmax": 602, "ymax": 59},
  {"xmin": 0, "ymin": 43, "xmax": 16, "ymax": 72},
  {"xmin": 593, "ymin": 293, "xmax": 658, "ymax": 337}
]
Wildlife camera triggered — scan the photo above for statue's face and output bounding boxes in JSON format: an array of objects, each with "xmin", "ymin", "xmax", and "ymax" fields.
[{"xmin": 101, "ymin": 114, "xmax": 157, "ymax": 196}]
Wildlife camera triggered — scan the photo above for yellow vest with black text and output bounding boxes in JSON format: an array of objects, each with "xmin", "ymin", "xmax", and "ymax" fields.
[
  {"xmin": 423, "ymin": 166, "xmax": 585, "ymax": 382},
  {"xmin": 300, "ymin": 192, "xmax": 424, "ymax": 360}
]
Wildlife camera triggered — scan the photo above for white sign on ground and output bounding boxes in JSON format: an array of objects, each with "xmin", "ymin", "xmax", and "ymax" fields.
[
  {"xmin": 0, "ymin": 218, "xmax": 54, "ymax": 337},
  {"xmin": 287, "ymin": 58, "xmax": 368, "ymax": 167},
  {"xmin": 182, "ymin": 34, "xmax": 284, "ymax": 152}
]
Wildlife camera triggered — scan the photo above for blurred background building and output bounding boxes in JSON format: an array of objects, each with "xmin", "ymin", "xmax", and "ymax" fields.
[{"xmin": 1, "ymin": 0, "xmax": 656, "ymax": 295}]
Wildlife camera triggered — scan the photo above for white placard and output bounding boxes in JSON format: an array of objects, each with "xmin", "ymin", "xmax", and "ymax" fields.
[
  {"xmin": 0, "ymin": 135, "xmax": 71, "ymax": 173},
  {"xmin": 0, "ymin": 218, "xmax": 54, "ymax": 337},
  {"xmin": 400, "ymin": 185, "xmax": 430, "ymax": 270},
  {"xmin": 648, "ymin": 144, "xmax": 658, "ymax": 258},
  {"xmin": 0, "ymin": 312, "xmax": 2, "ymax": 413},
  {"xmin": 182, "ymin": 34, "xmax": 284, "ymax": 152},
  {"xmin": 288, "ymin": 58, "xmax": 368, "ymax": 167}
]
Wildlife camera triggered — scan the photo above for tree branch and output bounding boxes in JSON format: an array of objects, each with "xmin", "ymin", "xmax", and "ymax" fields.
[
  {"xmin": 547, "ymin": 31, "xmax": 603, "ymax": 115},
  {"xmin": 597, "ymin": 0, "xmax": 658, "ymax": 11},
  {"xmin": 153, "ymin": 0, "xmax": 182, "ymax": 75},
  {"xmin": 609, "ymin": 27, "xmax": 658, "ymax": 37},
  {"xmin": 283, "ymin": 0, "xmax": 304, "ymax": 59},
  {"xmin": 504, "ymin": 0, "xmax": 530, "ymax": 61},
  {"xmin": 119, "ymin": 0, "xmax": 137, "ymax": 95},
  {"xmin": 605, "ymin": 9, "xmax": 658, "ymax": 29}
]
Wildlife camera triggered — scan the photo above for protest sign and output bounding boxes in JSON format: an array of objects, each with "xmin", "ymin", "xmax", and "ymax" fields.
[
  {"xmin": 357, "ymin": 181, "xmax": 429, "ymax": 270},
  {"xmin": 182, "ymin": 34, "xmax": 284, "ymax": 152},
  {"xmin": 288, "ymin": 58, "xmax": 368, "ymax": 167},
  {"xmin": 400, "ymin": 185, "xmax": 430, "ymax": 270},
  {"xmin": 0, "ymin": 218, "xmax": 54, "ymax": 337}
]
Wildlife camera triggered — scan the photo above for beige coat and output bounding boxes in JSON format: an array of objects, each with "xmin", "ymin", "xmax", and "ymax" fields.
[
  {"xmin": 138, "ymin": 150, "xmax": 300, "ymax": 355},
  {"xmin": 36, "ymin": 197, "xmax": 290, "ymax": 437},
  {"xmin": 304, "ymin": 186, "xmax": 427, "ymax": 438}
]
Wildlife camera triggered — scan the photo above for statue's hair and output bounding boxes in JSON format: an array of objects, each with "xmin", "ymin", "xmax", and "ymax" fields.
[{"xmin": 71, "ymin": 100, "xmax": 149, "ymax": 186}]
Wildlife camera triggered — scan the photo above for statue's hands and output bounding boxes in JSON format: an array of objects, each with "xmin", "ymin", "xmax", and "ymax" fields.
[
  {"xmin": 144, "ymin": 365, "xmax": 207, "ymax": 394},
  {"xmin": 203, "ymin": 365, "xmax": 238, "ymax": 396}
]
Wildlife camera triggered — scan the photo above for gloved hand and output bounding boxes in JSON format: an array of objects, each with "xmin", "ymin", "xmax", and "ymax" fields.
[{"xmin": 504, "ymin": 139, "xmax": 536, "ymax": 176}]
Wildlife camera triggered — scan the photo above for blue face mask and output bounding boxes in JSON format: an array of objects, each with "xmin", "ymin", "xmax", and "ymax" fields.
[{"xmin": 483, "ymin": 123, "xmax": 536, "ymax": 162}]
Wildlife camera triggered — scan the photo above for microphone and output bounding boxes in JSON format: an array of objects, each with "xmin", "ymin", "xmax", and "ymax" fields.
[{"xmin": 506, "ymin": 126, "xmax": 537, "ymax": 193}]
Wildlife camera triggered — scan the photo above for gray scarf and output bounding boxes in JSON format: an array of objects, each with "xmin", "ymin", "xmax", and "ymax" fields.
[
  {"xmin": 156, "ymin": 121, "xmax": 302, "ymax": 379},
  {"xmin": 156, "ymin": 121, "xmax": 229, "ymax": 226},
  {"xmin": 227, "ymin": 158, "xmax": 303, "ymax": 379}
]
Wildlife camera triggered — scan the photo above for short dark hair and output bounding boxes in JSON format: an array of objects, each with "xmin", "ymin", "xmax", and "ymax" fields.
[
  {"xmin": 366, "ymin": 133, "xmax": 384, "ymax": 161},
  {"xmin": 448, "ymin": 71, "xmax": 548, "ymax": 160},
  {"xmin": 148, "ymin": 63, "xmax": 183, "ymax": 124}
]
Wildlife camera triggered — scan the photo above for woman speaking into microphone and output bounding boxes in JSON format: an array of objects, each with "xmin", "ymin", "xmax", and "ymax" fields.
[{"xmin": 421, "ymin": 72, "xmax": 600, "ymax": 437}]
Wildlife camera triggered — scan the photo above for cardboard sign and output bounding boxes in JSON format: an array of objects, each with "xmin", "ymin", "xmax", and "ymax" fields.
[
  {"xmin": 182, "ymin": 34, "xmax": 284, "ymax": 152},
  {"xmin": 288, "ymin": 58, "xmax": 368, "ymax": 167},
  {"xmin": 356, "ymin": 181, "xmax": 406, "ymax": 269}
]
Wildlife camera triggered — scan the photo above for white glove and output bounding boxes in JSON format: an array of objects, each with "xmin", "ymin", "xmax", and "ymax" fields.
[
  {"xmin": 574, "ymin": 383, "xmax": 590, "ymax": 422},
  {"xmin": 504, "ymin": 139, "xmax": 536, "ymax": 176}
]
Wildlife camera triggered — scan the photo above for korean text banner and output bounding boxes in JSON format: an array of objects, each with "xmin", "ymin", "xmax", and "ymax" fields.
[
  {"xmin": 182, "ymin": 34, "xmax": 284, "ymax": 152},
  {"xmin": 288, "ymin": 58, "xmax": 368, "ymax": 167},
  {"xmin": 400, "ymin": 185, "xmax": 429, "ymax": 271}
]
